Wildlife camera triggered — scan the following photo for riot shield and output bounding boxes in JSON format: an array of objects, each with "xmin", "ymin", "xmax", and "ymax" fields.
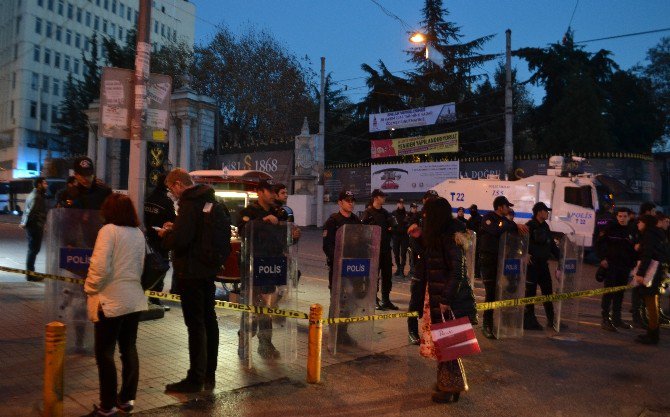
[
  {"xmin": 328, "ymin": 224, "xmax": 381, "ymax": 355},
  {"xmin": 553, "ymin": 234, "xmax": 584, "ymax": 333},
  {"xmin": 494, "ymin": 232, "xmax": 529, "ymax": 339},
  {"xmin": 44, "ymin": 208, "xmax": 103, "ymax": 353},
  {"xmin": 464, "ymin": 230, "xmax": 477, "ymax": 288},
  {"xmin": 239, "ymin": 220, "xmax": 298, "ymax": 369}
]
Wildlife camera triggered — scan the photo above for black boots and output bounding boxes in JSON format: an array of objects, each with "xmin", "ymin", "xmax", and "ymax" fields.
[
  {"xmin": 523, "ymin": 313, "xmax": 544, "ymax": 331},
  {"xmin": 601, "ymin": 317, "xmax": 617, "ymax": 332},
  {"xmin": 635, "ymin": 328, "xmax": 660, "ymax": 345}
]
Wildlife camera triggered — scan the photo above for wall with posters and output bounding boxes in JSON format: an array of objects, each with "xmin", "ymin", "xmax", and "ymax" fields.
[{"xmin": 216, "ymin": 150, "xmax": 294, "ymax": 191}]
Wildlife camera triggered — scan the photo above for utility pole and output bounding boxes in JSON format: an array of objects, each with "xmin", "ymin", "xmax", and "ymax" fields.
[
  {"xmin": 316, "ymin": 57, "xmax": 326, "ymax": 227},
  {"xmin": 128, "ymin": 0, "xmax": 151, "ymax": 219},
  {"xmin": 504, "ymin": 29, "xmax": 513, "ymax": 179}
]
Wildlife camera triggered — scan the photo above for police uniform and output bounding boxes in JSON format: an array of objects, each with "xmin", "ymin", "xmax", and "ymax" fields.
[
  {"xmin": 323, "ymin": 211, "xmax": 361, "ymax": 289},
  {"xmin": 524, "ymin": 203, "xmax": 561, "ymax": 330},
  {"xmin": 478, "ymin": 199, "xmax": 519, "ymax": 334},
  {"xmin": 362, "ymin": 191, "xmax": 397, "ymax": 309}
]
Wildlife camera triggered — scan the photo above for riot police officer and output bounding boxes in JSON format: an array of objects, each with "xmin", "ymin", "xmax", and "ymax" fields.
[
  {"xmin": 524, "ymin": 202, "xmax": 561, "ymax": 331},
  {"xmin": 323, "ymin": 190, "xmax": 361, "ymax": 289},
  {"xmin": 479, "ymin": 196, "xmax": 528, "ymax": 339}
]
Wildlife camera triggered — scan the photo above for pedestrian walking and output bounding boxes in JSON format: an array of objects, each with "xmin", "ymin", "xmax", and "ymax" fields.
[
  {"xmin": 143, "ymin": 173, "xmax": 175, "ymax": 310},
  {"xmin": 523, "ymin": 202, "xmax": 562, "ymax": 331},
  {"xmin": 19, "ymin": 177, "xmax": 48, "ymax": 281},
  {"xmin": 392, "ymin": 198, "xmax": 410, "ymax": 277},
  {"xmin": 478, "ymin": 196, "xmax": 528, "ymax": 339},
  {"xmin": 633, "ymin": 214, "xmax": 669, "ymax": 345},
  {"xmin": 161, "ymin": 168, "xmax": 229, "ymax": 392},
  {"xmin": 416, "ymin": 198, "xmax": 473, "ymax": 404},
  {"xmin": 83, "ymin": 193, "xmax": 147, "ymax": 417},
  {"xmin": 362, "ymin": 189, "xmax": 399, "ymax": 310},
  {"xmin": 631, "ymin": 202, "xmax": 657, "ymax": 328},
  {"xmin": 597, "ymin": 207, "xmax": 636, "ymax": 332}
]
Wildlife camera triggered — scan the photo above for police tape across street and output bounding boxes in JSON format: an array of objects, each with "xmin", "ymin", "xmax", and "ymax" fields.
[{"xmin": 0, "ymin": 265, "xmax": 631, "ymax": 324}]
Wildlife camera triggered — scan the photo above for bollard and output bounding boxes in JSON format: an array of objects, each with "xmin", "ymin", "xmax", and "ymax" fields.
[
  {"xmin": 306, "ymin": 303, "xmax": 323, "ymax": 383},
  {"xmin": 44, "ymin": 321, "xmax": 66, "ymax": 417}
]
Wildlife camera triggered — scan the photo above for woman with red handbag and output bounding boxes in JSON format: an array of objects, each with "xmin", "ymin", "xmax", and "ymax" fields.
[{"xmin": 416, "ymin": 197, "xmax": 476, "ymax": 403}]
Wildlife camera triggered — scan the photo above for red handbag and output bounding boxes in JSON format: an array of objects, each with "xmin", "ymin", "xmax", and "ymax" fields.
[{"xmin": 430, "ymin": 313, "xmax": 481, "ymax": 362}]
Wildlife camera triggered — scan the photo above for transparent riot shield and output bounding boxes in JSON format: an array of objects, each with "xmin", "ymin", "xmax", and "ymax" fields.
[
  {"xmin": 553, "ymin": 234, "xmax": 584, "ymax": 334},
  {"xmin": 239, "ymin": 220, "xmax": 298, "ymax": 369},
  {"xmin": 495, "ymin": 232, "xmax": 529, "ymax": 339},
  {"xmin": 464, "ymin": 230, "xmax": 477, "ymax": 288},
  {"xmin": 328, "ymin": 224, "xmax": 381, "ymax": 355},
  {"xmin": 44, "ymin": 208, "xmax": 103, "ymax": 353}
]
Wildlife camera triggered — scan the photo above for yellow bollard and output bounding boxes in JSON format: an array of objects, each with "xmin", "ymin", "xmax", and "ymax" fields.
[
  {"xmin": 44, "ymin": 321, "xmax": 66, "ymax": 417},
  {"xmin": 306, "ymin": 303, "xmax": 323, "ymax": 384}
]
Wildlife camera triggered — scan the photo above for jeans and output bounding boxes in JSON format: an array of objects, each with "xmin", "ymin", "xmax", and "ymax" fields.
[
  {"xmin": 94, "ymin": 311, "xmax": 141, "ymax": 410},
  {"xmin": 178, "ymin": 279, "xmax": 219, "ymax": 383},
  {"xmin": 407, "ymin": 277, "xmax": 425, "ymax": 335},
  {"xmin": 480, "ymin": 254, "xmax": 498, "ymax": 326},
  {"xmin": 601, "ymin": 265, "xmax": 629, "ymax": 321},
  {"xmin": 25, "ymin": 225, "xmax": 43, "ymax": 275}
]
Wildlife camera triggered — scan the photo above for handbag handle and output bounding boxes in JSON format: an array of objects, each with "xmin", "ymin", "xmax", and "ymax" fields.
[{"xmin": 440, "ymin": 309, "xmax": 456, "ymax": 323}]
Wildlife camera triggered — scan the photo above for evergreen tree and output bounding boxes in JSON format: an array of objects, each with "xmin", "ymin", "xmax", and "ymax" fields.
[{"xmin": 54, "ymin": 73, "xmax": 89, "ymax": 154}]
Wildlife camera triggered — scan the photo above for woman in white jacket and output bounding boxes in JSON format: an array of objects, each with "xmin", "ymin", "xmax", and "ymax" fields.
[{"xmin": 84, "ymin": 193, "xmax": 147, "ymax": 417}]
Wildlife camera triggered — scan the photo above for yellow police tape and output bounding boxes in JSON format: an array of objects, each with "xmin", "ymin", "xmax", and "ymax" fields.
[{"xmin": 0, "ymin": 265, "xmax": 631, "ymax": 323}]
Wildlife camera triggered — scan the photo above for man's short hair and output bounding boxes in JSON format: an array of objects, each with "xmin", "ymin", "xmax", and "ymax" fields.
[
  {"xmin": 273, "ymin": 183, "xmax": 287, "ymax": 193},
  {"xmin": 639, "ymin": 201, "xmax": 656, "ymax": 215},
  {"xmin": 33, "ymin": 177, "xmax": 46, "ymax": 188},
  {"xmin": 165, "ymin": 168, "xmax": 194, "ymax": 187}
]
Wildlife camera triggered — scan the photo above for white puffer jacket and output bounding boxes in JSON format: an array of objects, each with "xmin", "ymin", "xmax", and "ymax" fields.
[{"xmin": 85, "ymin": 224, "xmax": 147, "ymax": 322}]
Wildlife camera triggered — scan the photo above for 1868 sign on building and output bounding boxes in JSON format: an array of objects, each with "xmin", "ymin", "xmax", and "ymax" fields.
[{"xmin": 216, "ymin": 151, "xmax": 294, "ymax": 190}]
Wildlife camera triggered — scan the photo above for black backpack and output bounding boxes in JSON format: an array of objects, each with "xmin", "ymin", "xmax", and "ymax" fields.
[{"xmin": 198, "ymin": 200, "xmax": 232, "ymax": 270}]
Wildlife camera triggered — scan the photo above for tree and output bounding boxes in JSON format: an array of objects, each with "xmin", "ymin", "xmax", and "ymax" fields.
[
  {"xmin": 54, "ymin": 73, "xmax": 89, "ymax": 154},
  {"xmin": 639, "ymin": 37, "xmax": 670, "ymax": 141},
  {"xmin": 191, "ymin": 26, "xmax": 316, "ymax": 151},
  {"xmin": 515, "ymin": 31, "xmax": 619, "ymax": 152}
]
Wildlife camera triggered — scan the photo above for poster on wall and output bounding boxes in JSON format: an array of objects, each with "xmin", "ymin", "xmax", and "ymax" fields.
[
  {"xmin": 370, "ymin": 161, "xmax": 459, "ymax": 193},
  {"xmin": 369, "ymin": 102, "xmax": 456, "ymax": 133},
  {"xmin": 371, "ymin": 131, "xmax": 458, "ymax": 158}
]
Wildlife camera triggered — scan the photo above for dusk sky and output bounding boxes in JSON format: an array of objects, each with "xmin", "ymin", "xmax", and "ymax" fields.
[{"xmin": 184, "ymin": 1, "xmax": 670, "ymax": 103}]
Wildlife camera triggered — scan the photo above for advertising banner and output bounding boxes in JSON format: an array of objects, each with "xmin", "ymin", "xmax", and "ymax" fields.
[
  {"xmin": 369, "ymin": 102, "xmax": 456, "ymax": 133},
  {"xmin": 217, "ymin": 150, "xmax": 294, "ymax": 190},
  {"xmin": 371, "ymin": 131, "xmax": 458, "ymax": 159},
  {"xmin": 370, "ymin": 161, "xmax": 459, "ymax": 193}
]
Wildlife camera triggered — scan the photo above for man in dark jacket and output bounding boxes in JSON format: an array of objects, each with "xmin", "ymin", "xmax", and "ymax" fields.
[
  {"xmin": 323, "ymin": 190, "xmax": 361, "ymax": 289},
  {"xmin": 161, "ymin": 168, "xmax": 221, "ymax": 393},
  {"xmin": 20, "ymin": 177, "xmax": 48, "ymax": 281},
  {"xmin": 391, "ymin": 198, "xmax": 410, "ymax": 277},
  {"xmin": 144, "ymin": 173, "xmax": 176, "ymax": 308},
  {"xmin": 524, "ymin": 202, "xmax": 561, "ymax": 331},
  {"xmin": 597, "ymin": 207, "xmax": 636, "ymax": 332},
  {"xmin": 362, "ymin": 189, "xmax": 398, "ymax": 310},
  {"xmin": 58, "ymin": 156, "xmax": 112, "ymax": 210},
  {"xmin": 479, "ymin": 196, "xmax": 528, "ymax": 339}
]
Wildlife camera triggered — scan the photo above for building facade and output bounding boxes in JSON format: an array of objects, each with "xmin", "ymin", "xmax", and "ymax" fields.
[{"xmin": 0, "ymin": 0, "xmax": 196, "ymax": 180}]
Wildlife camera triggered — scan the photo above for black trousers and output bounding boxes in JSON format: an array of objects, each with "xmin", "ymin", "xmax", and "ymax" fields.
[
  {"xmin": 378, "ymin": 248, "xmax": 393, "ymax": 300},
  {"xmin": 25, "ymin": 225, "xmax": 43, "ymax": 275},
  {"xmin": 392, "ymin": 235, "xmax": 409, "ymax": 271},
  {"xmin": 601, "ymin": 265, "xmax": 629, "ymax": 320},
  {"xmin": 407, "ymin": 277, "xmax": 425, "ymax": 335},
  {"xmin": 480, "ymin": 254, "xmax": 498, "ymax": 326},
  {"xmin": 94, "ymin": 311, "xmax": 141, "ymax": 410},
  {"xmin": 179, "ymin": 279, "xmax": 219, "ymax": 383},
  {"xmin": 524, "ymin": 261, "xmax": 555, "ymax": 323}
]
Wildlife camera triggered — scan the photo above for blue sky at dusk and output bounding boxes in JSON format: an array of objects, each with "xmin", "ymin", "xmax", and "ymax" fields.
[{"xmin": 186, "ymin": 1, "xmax": 670, "ymax": 103}]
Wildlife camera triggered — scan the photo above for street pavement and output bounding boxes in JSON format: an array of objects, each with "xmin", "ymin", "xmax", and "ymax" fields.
[{"xmin": 1, "ymin": 217, "xmax": 670, "ymax": 416}]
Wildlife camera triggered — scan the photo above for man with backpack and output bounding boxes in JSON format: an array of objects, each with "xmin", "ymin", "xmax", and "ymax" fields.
[{"xmin": 160, "ymin": 168, "xmax": 231, "ymax": 393}]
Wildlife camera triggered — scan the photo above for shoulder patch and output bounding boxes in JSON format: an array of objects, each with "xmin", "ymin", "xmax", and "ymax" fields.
[
  {"xmin": 486, "ymin": 219, "xmax": 492, "ymax": 225},
  {"xmin": 242, "ymin": 216, "xmax": 250, "ymax": 222}
]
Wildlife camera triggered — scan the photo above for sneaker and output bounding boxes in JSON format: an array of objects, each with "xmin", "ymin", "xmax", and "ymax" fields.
[
  {"xmin": 379, "ymin": 301, "xmax": 400, "ymax": 310},
  {"xmin": 482, "ymin": 325, "xmax": 497, "ymax": 340},
  {"xmin": 408, "ymin": 332, "xmax": 420, "ymax": 345},
  {"xmin": 116, "ymin": 400, "xmax": 134, "ymax": 413},
  {"xmin": 26, "ymin": 275, "xmax": 44, "ymax": 282},
  {"xmin": 601, "ymin": 318, "xmax": 617, "ymax": 332},
  {"xmin": 81, "ymin": 405, "xmax": 118, "ymax": 417},
  {"xmin": 165, "ymin": 378, "xmax": 203, "ymax": 393},
  {"xmin": 550, "ymin": 322, "xmax": 568, "ymax": 332},
  {"xmin": 257, "ymin": 342, "xmax": 280, "ymax": 359},
  {"xmin": 612, "ymin": 320, "xmax": 632, "ymax": 330}
]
